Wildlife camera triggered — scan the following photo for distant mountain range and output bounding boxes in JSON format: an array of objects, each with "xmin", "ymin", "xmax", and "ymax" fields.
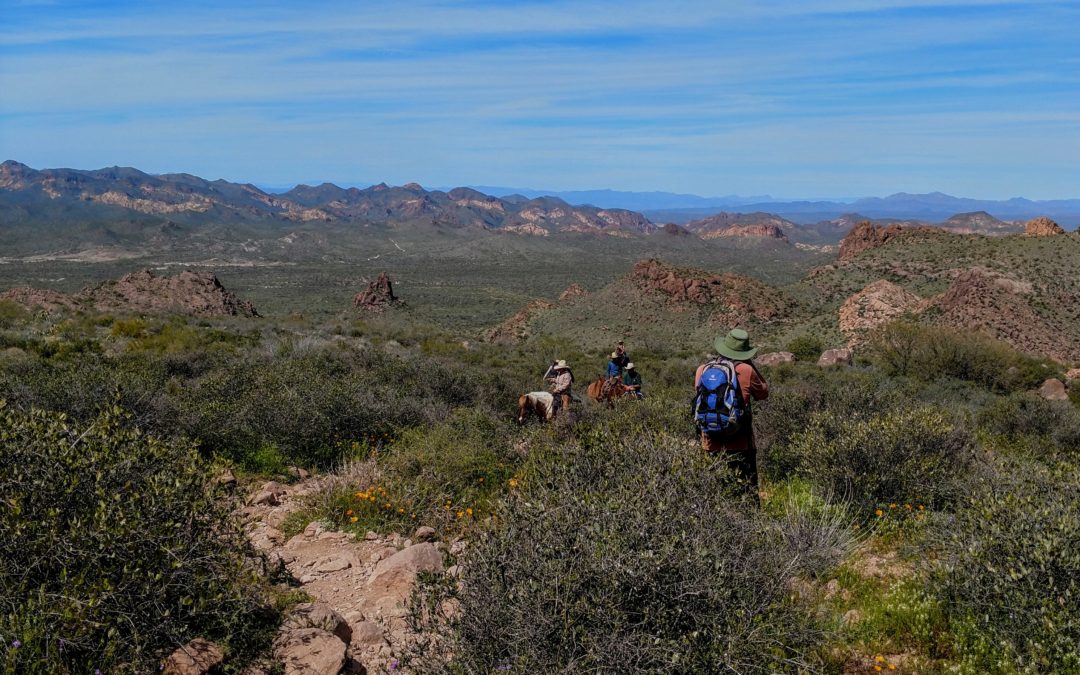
[
  {"xmin": 465, "ymin": 185, "xmax": 1080, "ymax": 227},
  {"xmin": 0, "ymin": 161, "xmax": 656, "ymax": 254},
  {"xmin": 1, "ymin": 161, "xmax": 1075, "ymax": 257}
]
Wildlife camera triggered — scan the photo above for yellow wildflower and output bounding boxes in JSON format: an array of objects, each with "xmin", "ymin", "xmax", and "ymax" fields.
[
  {"xmin": 350, "ymin": 516, "xmax": 358, "ymax": 523},
  {"xmin": 875, "ymin": 509, "xmax": 884, "ymax": 518}
]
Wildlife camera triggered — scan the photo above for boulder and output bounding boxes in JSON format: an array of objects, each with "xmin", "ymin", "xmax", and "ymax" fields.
[
  {"xmin": 273, "ymin": 627, "xmax": 347, "ymax": 675},
  {"xmin": 1039, "ymin": 378, "xmax": 1069, "ymax": 401},
  {"xmin": 817, "ymin": 348, "xmax": 853, "ymax": 368},
  {"xmin": 366, "ymin": 543, "xmax": 444, "ymax": 613},
  {"xmin": 1065, "ymin": 368, "xmax": 1080, "ymax": 383},
  {"xmin": 162, "ymin": 638, "xmax": 224, "ymax": 675},
  {"xmin": 248, "ymin": 481, "xmax": 287, "ymax": 507},
  {"xmin": 412, "ymin": 526, "xmax": 437, "ymax": 542},
  {"xmin": 1024, "ymin": 216, "xmax": 1065, "ymax": 237},
  {"xmin": 755, "ymin": 351, "xmax": 795, "ymax": 367},
  {"xmin": 283, "ymin": 603, "xmax": 352, "ymax": 644},
  {"xmin": 350, "ymin": 620, "xmax": 386, "ymax": 648}
]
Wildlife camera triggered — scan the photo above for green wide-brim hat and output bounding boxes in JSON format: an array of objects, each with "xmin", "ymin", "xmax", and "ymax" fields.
[{"xmin": 714, "ymin": 328, "xmax": 758, "ymax": 360}]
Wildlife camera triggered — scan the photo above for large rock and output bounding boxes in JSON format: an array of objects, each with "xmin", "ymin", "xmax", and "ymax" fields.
[
  {"xmin": 838, "ymin": 221, "xmax": 907, "ymax": 259},
  {"xmin": 162, "ymin": 638, "xmax": 224, "ymax": 675},
  {"xmin": 353, "ymin": 272, "xmax": 402, "ymax": 312},
  {"xmin": 1039, "ymin": 378, "xmax": 1069, "ymax": 401},
  {"xmin": 839, "ymin": 280, "xmax": 928, "ymax": 343},
  {"xmin": 1024, "ymin": 216, "xmax": 1065, "ymax": 237},
  {"xmin": 756, "ymin": 351, "xmax": 795, "ymax": 367},
  {"xmin": 273, "ymin": 628, "xmax": 347, "ymax": 675},
  {"xmin": 365, "ymin": 543, "xmax": 444, "ymax": 614},
  {"xmin": 817, "ymin": 348, "xmax": 853, "ymax": 368},
  {"xmin": 282, "ymin": 603, "xmax": 353, "ymax": 644}
]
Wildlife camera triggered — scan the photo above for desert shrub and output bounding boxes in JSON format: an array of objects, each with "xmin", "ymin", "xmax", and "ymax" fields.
[
  {"xmin": 780, "ymin": 406, "xmax": 973, "ymax": 513},
  {"xmin": 978, "ymin": 392, "xmax": 1080, "ymax": 458},
  {"xmin": 785, "ymin": 334, "xmax": 825, "ymax": 361},
  {"xmin": 870, "ymin": 321, "xmax": 1057, "ymax": 393},
  {"xmin": 756, "ymin": 366, "xmax": 910, "ymax": 479},
  {"xmin": 110, "ymin": 317, "xmax": 148, "ymax": 338},
  {"xmin": 0, "ymin": 403, "xmax": 273, "ymax": 674},
  {"xmin": 931, "ymin": 457, "xmax": 1080, "ymax": 672},
  {"xmin": 407, "ymin": 414, "xmax": 849, "ymax": 673},
  {"xmin": 0, "ymin": 300, "xmax": 28, "ymax": 328}
]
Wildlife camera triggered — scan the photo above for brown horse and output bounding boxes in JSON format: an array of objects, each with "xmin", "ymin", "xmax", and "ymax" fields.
[
  {"xmin": 586, "ymin": 377, "xmax": 628, "ymax": 404},
  {"xmin": 517, "ymin": 391, "xmax": 556, "ymax": 424}
]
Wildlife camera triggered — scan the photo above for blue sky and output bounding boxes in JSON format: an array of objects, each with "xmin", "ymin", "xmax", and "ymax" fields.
[{"xmin": 1, "ymin": 0, "xmax": 1078, "ymax": 198}]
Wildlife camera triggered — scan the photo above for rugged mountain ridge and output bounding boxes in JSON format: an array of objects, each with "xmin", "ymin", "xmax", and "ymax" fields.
[{"xmin": 0, "ymin": 161, "xmax": 653, "ymax": 237}]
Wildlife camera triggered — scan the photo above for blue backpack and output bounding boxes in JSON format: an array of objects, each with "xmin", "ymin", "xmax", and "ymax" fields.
[{"xmin": 692, "ymin": 359, "xmax": 745, "ymax": 434}]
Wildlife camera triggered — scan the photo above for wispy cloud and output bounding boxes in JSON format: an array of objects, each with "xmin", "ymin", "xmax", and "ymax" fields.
[{"xmin": 0, "ymin": 0, "xmax": 1077, "ymax": 198}]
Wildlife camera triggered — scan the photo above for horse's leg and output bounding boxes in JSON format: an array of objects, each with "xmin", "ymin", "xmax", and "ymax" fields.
[{"xmin": 518, "ymin": 395, "xmax": 528, "ymax": 424}]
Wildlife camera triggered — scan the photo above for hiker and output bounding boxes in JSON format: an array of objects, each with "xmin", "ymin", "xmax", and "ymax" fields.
[
  {"xmin": 545, "ymin": 359, "xmax": 575, "ymax": 417},
  {"xmin": 622, "ymin": 362, "xmax": 643, "ymax": 399},
  {"xmin": 693, "ymin": 329, "xmax": 769, "ymax": 500}
]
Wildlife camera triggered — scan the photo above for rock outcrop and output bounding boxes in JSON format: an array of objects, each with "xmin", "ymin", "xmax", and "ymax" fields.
[
  {"xmin": 80, "ymin": 270, "xmax": 259, "ymax": 317},
  {"xmin": 630, "ymin": 259, "xmax": 790, "ymax": 322},
  {"xmin": 685, "ymin": 212, "xmax": 793, "ymax": 242},
  {"xmin": 818, "ymin": 348, "xmax": 853, "ymax": 368},
  {"xmin": 558, "ymin": 283, "xmax": 588, "ymax": 302},
  {"xmin": 928, "ymin": 269, "xmax": 1077, "ymax": 362},
  {"xmin": 352, "ymin": 272, "xmax": 402, "ymax": 312},
  {"xmin": 940, "ymin": 211, "xmax": 1020, "ymax": 235},
  {"xmin": 756, "ymin": 351, "xmax": 795, "ymax": 367},
  {"xmin": 838, "ymin": 221, "xmax": 908, "ymax": 259},
  {"xmin": 1024, "ymin": 216, "xmax": 1065, "ymax": 237},
  {"xmin": 839, "ymin": 280, "xmax": 929, "ymax": 343},
  {"xmin": 700, "ymin": 223, "xmax": 789, "ymax": 242},
  {"xmin": 1, "ymin": 270, "xmax": 258, "ymax": 317},
  {"xmin": 0, "ymin": 287, "xmax": 79, "ymax": 312}
]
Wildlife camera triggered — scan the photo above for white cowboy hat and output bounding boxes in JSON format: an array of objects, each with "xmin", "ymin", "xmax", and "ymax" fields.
[
  {"xmin": 554, "ymin": 359, "xmax": 569, "ymax": 369},
  {"xmin": 610, "ymin": 351, "xmax": 618, "ymax": 358},
  {"xmin": 625, "ymin": 362, "xmax": 635, "ymax": 370}
]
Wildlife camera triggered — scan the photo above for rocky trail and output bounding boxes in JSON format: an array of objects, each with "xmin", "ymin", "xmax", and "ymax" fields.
[{"xmin": 165, "ymin": 477, "xmax": 460, "ymax": 675}]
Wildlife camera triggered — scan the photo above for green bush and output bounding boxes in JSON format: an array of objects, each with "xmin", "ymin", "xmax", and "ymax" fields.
[
  {"xmin": 406, "ymin": 411, "xmax": 849, "ymax": 673},
  {"xmin": 932, "ymin": 457, "xmax": 1080, "ymax": 672},
  {"xmin": 785, "ymin": 334, "xmax": 825, "ymax": 362},
  {"xmin": 0, "ymin": 403, "xmax": 273, "ymax": 674},
  {"xmin": 978, "ymin": 392, "xmax": 1080, "ymax": 458},
  {"xmin": 870, "ymin": 321, "xmax": 1057, "ymax": 393},
  {"xmin": 110, "ymin": 317, "xmax": 148, "ymax": 338},
  {"xmin": 780, "ymin": 406, "xmax": 973, "ymax": 514}
]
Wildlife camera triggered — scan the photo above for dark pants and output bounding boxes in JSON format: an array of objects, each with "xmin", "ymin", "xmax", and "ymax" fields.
[{"xmin": 703, "ymin": 432, "xmax": 760, "ymax": 504}]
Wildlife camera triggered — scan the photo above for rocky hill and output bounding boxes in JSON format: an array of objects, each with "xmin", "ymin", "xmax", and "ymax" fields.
[
  {"xmin": 939, "ymin": 211, "xmax": 1021, "ymax": 235},
  {"xmin": 1, "ymin": 269, "xmax": 258, "ymax": 317},
  {"xmin": 805, "ymin": 226, "xmax": 1080, "ymax": 362},
  {"xmin": 494, "ymin": 258, "xmax": 797, "ymax": 353},
  {"xmin": 684, "ymin": 212, "xmax": 793, "ymax": 242}
]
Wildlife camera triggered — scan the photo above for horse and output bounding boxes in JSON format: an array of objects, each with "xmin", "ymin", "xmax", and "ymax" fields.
[
  {"xmin": 586, "ymin": 377, "xmax": 628, "ymax": 404},
  {"xmin": 517, "ymin": 391, "xmax": 556, "ymax": 424}
]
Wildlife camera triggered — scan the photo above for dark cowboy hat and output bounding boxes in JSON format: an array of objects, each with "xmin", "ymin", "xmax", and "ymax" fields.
[{"xmin": 714, "ymin": 328, "xmax": 758, "ymax": 360}]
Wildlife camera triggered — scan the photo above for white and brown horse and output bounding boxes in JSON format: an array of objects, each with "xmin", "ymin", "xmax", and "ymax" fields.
[{"xmin": 517, "ymin": 391, "xmax": 556, "ymax": 424}]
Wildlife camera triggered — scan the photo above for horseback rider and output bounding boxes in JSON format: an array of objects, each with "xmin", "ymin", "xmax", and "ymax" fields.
[
  {"xmin": 622, "ymin": 362, "xmax": 643, "ymax": 399},
  {"xmin": 613, "ymin": 340, "xmax": 630, "ymax": 370},
  {"xmin": 545, "ymin": 359, "xmax": 574, "ymax": 418},
  {"xmin": 602, "ymin": 351, "xmax": 622, "ymax": 397}
]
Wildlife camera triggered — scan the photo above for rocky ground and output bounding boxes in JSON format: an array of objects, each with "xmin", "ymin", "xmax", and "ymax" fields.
[{"xmin": 167, "ymin": 476, "xmax": 460, "ymax": 675}]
